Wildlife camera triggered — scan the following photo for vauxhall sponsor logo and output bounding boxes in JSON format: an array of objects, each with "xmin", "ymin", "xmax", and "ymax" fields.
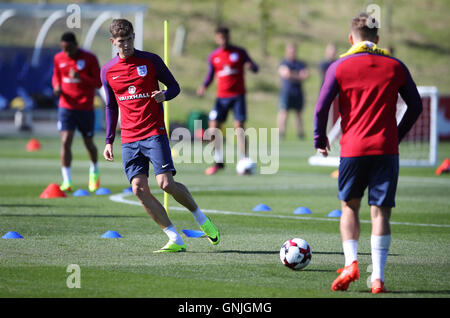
[{"xmin": 118, "ymin": 85, "xmax": 151, "ymax": 101}]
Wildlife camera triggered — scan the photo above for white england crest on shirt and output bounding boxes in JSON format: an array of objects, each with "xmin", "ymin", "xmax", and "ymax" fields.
[
  {"xmin": 137, "ymin": 65, "xmax": 147, "ymax": 77},
  {"xmin": 76, "ymin": 59, "xmax": 85, "ymax": 70},
  {"xmin": 229, "ymin": 52, "xmax": 239, "ymax": 62}
]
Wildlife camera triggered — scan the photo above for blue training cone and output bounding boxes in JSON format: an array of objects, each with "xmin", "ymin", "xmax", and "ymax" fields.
[
  {"xmin": 73, "ymin": 189, "xmax": 90, "ymax": 197},
  {"xmin": 253, "ymin": 204, "xmax": 272, "ymax": 212},
  {"xmin": 293, "ymin": 206, "xmax": 312, "ymax": 215},
  {"xmin": 181, "ymin": 229, "xmax": 205, "ymax": 238},
  {"xmin": 328, "ymin": 209, "xmax": 342, "ymax": 217},
  {"xmin": 95, "ymin": 188, "xmax": 112, "ymax": 195},
  {"xmin": 101, "ymin": 230, "xmax": 122, "ymax": 238},
  {"xmin": 2, "ymin": 231, "xmax": 24, "ymax": 239}
]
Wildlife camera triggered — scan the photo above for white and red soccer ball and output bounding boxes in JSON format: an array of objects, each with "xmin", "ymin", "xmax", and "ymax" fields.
[
  {"xmin": 280, "ymin": 238, "xmax": 312, "ymax": 270},
  {"xmin": 236, "ymin": 157, "xmax": 257, "ymax": 175}
]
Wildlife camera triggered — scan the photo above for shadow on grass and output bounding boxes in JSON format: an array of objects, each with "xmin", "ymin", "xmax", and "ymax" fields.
[
  {"xmin": 0, "ymin": 213, "xmax": 144, "ymax": 218},
  {"xmin": 203, "ymin": 250, "xmax": 400, "ymax": 257},
  {"xmin": 388, "ymin": 290, "xmax": 450, "ymax": 296},
  {"xmin": 218, "ymin": 250, "xmax": 279, "ymax": 255},
  {"xmin": 313, "ymin": 251, "xmax": 400, "ymax": 257},
  {"xmin": 0, "ymin": 204, "xmax": 53, "ymax": 208},
  {"xmin": 355, "ymin": 289, "xmax": 450, "ymax": 296}
]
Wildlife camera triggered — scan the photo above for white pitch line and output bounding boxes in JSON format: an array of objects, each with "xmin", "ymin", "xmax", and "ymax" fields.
[{"xmin": 109, "ymin": 192, "xmax": 450, "ymax": 228}]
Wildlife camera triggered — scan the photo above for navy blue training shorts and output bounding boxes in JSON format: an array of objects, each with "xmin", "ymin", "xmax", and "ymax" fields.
[
  {"xmin": 209, "ymin": 94, "xmax": 247, "ymax": 123},
  {"xmin": 57, "ymin": 107, "xmax": 95, "ymax": 138},
  {"xmin": 279, "ymin": 93, "xmax": 304, "ymax": 111},
  {"xmin": 338, "ymin": 154, "xmax": 399, "ymax": 207},
  {"xmin": 121, "ymin": 134, "xmax": 176, "ymax": 183}
]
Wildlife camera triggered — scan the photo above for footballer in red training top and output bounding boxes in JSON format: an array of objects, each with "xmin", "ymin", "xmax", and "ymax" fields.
[
  {"xmin": 101, "ymin": 19, "xmax": 220, "ymax": 253},
  {"xmin": 313, "ymin": 13, "xmax": 422, "ymax": 294},
  {"xmin": 197, "ymin": 26, "xmax": 259, "ymax": 176},
  {"xmin": 52, "ymin": 32, "xmax": 102, "ymax": 193}
]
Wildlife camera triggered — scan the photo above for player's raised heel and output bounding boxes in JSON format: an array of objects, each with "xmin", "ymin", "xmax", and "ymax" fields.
[
  {"xmin": 331, "ymin": 260, "xmax": 360, "ymax": 291},
  {"xmin": 200, "ymin": 216, "xmax": 220, "ymax": 245},
  {"xmin": 154, "ymin": 240, "xmax": 186, "ymax": 253}
]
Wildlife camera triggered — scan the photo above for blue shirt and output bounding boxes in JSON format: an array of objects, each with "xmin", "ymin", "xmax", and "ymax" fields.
[{"xmin": 279, "ymin": 59, "xmax": 307, "ymax": 97}]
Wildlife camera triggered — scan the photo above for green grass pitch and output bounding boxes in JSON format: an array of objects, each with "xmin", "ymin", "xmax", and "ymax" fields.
[{"xmin": 0, "ymin": 135, "xmax": 449, "ymax": 298}]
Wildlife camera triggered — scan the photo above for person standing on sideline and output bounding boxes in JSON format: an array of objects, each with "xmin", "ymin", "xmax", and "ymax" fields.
[
  {"xmin": 102, "ymin": 19, "xmax": 220, "ymax": 253},
  {"xmin": 319, "ymin": 42, "xmax": 337, "ymax": 85},
  {"xmin": 197, "ymin": 26, "xmax": 259, "ymax": 175},
  {"xmin": 277, "ymin": 43, "xmax": 309, "ymax": 140},
  {"xmin": 52, "ymin": 32, "xmax": 102, "ymax": 192},
  {"xmin": 313, "ymin": 13, "xmax": 422, "ymax": 293}
]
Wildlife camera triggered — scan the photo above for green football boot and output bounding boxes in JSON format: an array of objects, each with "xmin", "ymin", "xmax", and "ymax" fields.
[
  {"xmin": 60, "ymin": 180, "xmax": 73, "ymax": 192},
  {"xmin": 88, "ymin": 171, "xmax": 100, "ymax": 192},
  {"xmin": 153, "ymin": 240, "xmax": 187, "ymax": 253},
  {"xmin": 200, "ymin": 216, "xmax": 220, "ymax": 245}
]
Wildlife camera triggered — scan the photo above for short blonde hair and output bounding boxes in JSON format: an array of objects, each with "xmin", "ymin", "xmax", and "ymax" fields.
[{"xmin": 351, "ymin": 12, "xmax": 378, "ymax": 41}]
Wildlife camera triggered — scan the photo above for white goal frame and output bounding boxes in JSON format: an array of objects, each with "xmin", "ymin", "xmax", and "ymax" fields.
[{"xmin": 308, "ymin": 86, "xmax": 439, "ymax": 167}]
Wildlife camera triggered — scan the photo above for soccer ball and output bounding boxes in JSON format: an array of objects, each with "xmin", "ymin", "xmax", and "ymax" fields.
[
  {"xmin": 236, "ymin": 157, "xmax": 257, "ymax": 175},
  {"xmin": 280, "ymin": 238, "xmax": 312, "ymax": 270}
]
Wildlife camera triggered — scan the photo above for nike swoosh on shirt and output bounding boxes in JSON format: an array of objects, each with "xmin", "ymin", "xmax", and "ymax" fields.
[{"xmin": 112, "ymin": 75, "xmax": 120, "ymax": 80}]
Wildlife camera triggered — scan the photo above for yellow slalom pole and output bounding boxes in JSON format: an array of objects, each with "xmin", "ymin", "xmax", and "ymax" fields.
[{"xmin": 163, "ymin": 20, "xmax": 170, "ymax": 215}]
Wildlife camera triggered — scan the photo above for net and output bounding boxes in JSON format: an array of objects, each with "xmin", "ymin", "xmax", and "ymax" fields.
[{"xmin": 308, "ymin": 86, "xmax": 439, "ymax": 167}]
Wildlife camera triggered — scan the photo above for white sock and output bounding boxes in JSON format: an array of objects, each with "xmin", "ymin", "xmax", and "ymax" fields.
[
  {"xmin": 162, "ymin": 224, "xmax": 184, "ymax": 245},
  {"xmin": 214, "ymin": 147, "xmax": 223, "ymax": 164},
  {"xmin": 342, "ymin": 239, "xmax": 358, "ymax": 266},
  {"xmin": 191, "ymin": 207, "xmax": 207, "ymax": 226},
  {"xmin": 89, "ymin": 162, "xmax": 98, "ymax": 174},
  {"xmin": 61, "ymin": 166, "xmax": 72, "ymax": 183},
  {"xmin": 371, "ymin": 234, "xmax": 391, "ymax": 283}
]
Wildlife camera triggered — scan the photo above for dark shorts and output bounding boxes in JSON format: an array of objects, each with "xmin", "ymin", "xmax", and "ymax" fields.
[
  {"xmin": 57, "ymin": 107, "xmax": 95, "ymax": 138},
  {"xmin": 338, "ymin": 155, "xmax": 399, "ymax": 207},
  {"xmin": 121, "ymin": 134, "xmax": 176, "ymax": 183},
  {"xmin": 209, "ymin": 94, "xmax": 247, "ymax": 123},
  {"xmin": 279, "ymin": 93, "xmax": 304, "ymax": 111}
]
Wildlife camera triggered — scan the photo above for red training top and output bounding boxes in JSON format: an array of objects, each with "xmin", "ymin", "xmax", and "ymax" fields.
[
  {"xmin": 202, "ymin": 45, "xmax": 258, "ymax": 98},
  {"xmin": 313, "ymin": 52, "xmax": 422, "ymax": 157},
  {"xmin": 101, "ymin": 49, "xmax": 180, "ymax": 144},
  {"xmin": 52, "ymin": 49, "xmax": 101, "ymax": 111}
]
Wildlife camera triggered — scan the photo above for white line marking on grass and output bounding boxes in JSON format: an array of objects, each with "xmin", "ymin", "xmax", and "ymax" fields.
[{"xmin": 109, "ymin": 192, "xmax": 450, "ymax": 228}]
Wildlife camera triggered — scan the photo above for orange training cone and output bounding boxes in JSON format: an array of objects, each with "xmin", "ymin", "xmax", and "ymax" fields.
[
  {"xmin": 331, "ymin": 169, "xmax": 339, "ymax": 179},
  {"xmin": 435, "ymin": 158, "xmax": 450, "ymax": 176},
  {"xmin": 40, "ymin": 183, "xmax": 67, "ymax": 199},
  {"xmin": 26, "ymin": 138, "xmax": 41, "ymax": 152}
]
